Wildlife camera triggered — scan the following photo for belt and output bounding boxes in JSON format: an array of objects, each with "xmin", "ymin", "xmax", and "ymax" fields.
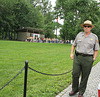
[{"xmin": 75, "ymin": 50, "xmax": 93, "ymax": 57}]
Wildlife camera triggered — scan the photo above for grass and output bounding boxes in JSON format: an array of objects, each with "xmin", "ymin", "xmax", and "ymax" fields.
[{"xmin": 0, "ymin": 40, "xmax": 99, "ymax": 97}]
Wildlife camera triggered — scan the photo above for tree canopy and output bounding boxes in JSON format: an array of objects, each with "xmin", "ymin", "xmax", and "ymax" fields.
[
  {"xmin": 55, "ymin": 0, "xmax": 100, "ymax": 42},
  {"xmin": 0, "ymin": 0, "xmax": 100, "ymax": 42},
  {"xmin": 0, "ymin": 0, "xmax": 56, "ymax": 39}
]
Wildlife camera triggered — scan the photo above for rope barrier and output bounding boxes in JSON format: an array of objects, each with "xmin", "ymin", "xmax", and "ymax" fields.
[
  {"xmin": 1, "ymin": 60, "xmax": 100, "ymax": 97},
  {"xmin": 0, "ymin": 60, "xmax": 72, "ymax": 97},
  {"xmin": 28, "ymin": 66, "xmax": 72, "ymax": 76},
  {"xmin": 0, "ymin": 67, "xmax": 25, "ymax": 91}
]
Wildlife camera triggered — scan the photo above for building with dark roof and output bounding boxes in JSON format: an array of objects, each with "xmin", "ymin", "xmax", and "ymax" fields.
[{"xmin": 17, "ymin": 27, "xmax": 45, "ymax": 41}]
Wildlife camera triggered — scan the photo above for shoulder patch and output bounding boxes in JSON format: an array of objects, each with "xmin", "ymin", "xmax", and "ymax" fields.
[{"xmin": 97, "ymin": 40, "xmax": 99, "ymax": 43}]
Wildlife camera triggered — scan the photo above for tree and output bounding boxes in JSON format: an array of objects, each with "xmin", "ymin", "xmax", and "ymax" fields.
[
  {"xmin": 37, "ymin": 0, "xmax": 55, "ymax": 38},
  {"xmin": 0, "ymin": 0, "xmax": 56, "ymax": 40},
  {"xmin": 0, "ymin": 0, "xmax": 16, "ymax": 39},
  {"xmin": 55, "ymin": 0, "xmax": 100, "ymax": 42},
  {"xmin": 25, "ymin": 0, "xmax": 56, "ymax": 38},
  {"xmin": 0, "ymin": 0, "xmax": 44, "ymax": 40}
]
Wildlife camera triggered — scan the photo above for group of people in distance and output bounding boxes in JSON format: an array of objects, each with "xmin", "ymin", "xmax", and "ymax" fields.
[{"xmin": 26, "ymin": 37, "xmax": 73, "ymax": 44}]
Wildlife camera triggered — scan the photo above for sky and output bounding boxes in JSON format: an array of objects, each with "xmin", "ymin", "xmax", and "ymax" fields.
[
  {"xmin": 50, "ymin": 0, "xmax": 56, "ymax": 7},
  {"xmin": 96, "ymin": 0, "xmax": 100, "ymax": 2}
]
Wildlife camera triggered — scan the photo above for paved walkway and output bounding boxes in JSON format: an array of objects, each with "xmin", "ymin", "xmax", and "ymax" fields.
[{"xmin": 56, "ymin": 62, "xmax": 100, "ymax": 97}]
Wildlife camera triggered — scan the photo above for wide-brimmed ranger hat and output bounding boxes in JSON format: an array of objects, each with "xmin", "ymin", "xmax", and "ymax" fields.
[{"xmin": 81, "ymin": 20, "xmax": 95, "ymax": 28}]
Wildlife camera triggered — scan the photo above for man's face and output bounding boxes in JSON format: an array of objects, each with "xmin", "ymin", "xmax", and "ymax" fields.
[{"xmin": 83, "ymin": 25, "xmax": 92, "ymax": 33}]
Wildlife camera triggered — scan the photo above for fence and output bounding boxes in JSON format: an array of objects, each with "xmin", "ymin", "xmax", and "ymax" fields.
[{"xmin": 0, "ymin": 60, "xmax": 72, "ymax": 97}]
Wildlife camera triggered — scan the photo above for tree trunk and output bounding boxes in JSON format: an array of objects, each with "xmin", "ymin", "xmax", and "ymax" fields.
[
  {"xmin": 11, "ymin": 32, "xmax": 12, "ymax": 40},
  {"xmin": 64, "ymin": 35, "xmax": 66, "ymax": 43},
  {"xmin": 9, "ymin": 31, "xmax": 10, "ymax": 40},
  {"xmin": 14, "ymin": 31, "xmax": 15, "ymax": 40}
]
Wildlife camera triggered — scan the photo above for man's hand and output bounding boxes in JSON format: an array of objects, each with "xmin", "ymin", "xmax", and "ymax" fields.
[
  {"xmin": 93, "ymin": 50, "xmax": 98, "ymax": 61},
  {"xmin": 70, "ymin": 53, "xmax": 74, "ymax": 60},
  {"xmin": 93, "ymin": 57, "xmax": 96, "ymax": 61}
]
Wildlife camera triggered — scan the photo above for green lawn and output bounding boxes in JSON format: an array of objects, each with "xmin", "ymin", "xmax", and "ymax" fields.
[{"xmin": 0, "ymin": 40, "xmax": 99, "ymax": 97}]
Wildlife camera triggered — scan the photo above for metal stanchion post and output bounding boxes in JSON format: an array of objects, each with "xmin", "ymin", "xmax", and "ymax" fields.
[{"xmin": 24, "ymin": 60, "xmax": 28, "ymax": 97}]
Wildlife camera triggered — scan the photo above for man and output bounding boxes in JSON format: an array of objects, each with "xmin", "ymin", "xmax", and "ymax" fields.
[{"xmin": 69, "ymin": 20, "xmax": 99, "ymax": 97}]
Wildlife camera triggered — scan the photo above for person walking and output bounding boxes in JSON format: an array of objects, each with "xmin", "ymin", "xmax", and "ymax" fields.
[{"xmin": 69, "ymin": 20, "xmax": 99, "ymax": 97}]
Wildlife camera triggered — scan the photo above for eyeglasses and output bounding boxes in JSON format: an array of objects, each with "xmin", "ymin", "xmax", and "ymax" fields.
[{"xmin": 84, "ymin": 25, "xmax": 92, "ymax": 28}]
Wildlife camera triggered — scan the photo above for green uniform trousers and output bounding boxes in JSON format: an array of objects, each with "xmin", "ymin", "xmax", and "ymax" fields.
[{"xmin": 72, "ymin": 54, "xmax": 93, "ymax": 94}]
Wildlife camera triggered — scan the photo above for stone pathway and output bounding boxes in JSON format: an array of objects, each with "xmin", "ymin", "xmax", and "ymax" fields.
[{"xmin": 56, "ymin": 62, "xmax": 100, "ymax": 97}]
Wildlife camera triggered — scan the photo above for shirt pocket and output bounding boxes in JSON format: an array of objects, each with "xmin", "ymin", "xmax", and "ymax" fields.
[
  {"xmin": 77, "ymin": 40, "xmax": 82, "ymax": 48},
  {"xmin": 87, "ymin": 41, "xmax": 94, "ymax": 49}
]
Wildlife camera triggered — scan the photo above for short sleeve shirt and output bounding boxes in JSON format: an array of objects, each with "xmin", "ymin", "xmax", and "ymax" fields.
[{"xmin": 73, "ymin": 32, "xmax": 99, "ymax": 55}]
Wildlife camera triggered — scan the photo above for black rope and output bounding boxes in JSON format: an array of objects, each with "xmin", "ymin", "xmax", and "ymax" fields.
[
  {"xmin": 0, "ymin": 67, "xmax": 25, "ymax": 91},
  {"xmin": 28, "ymin": 66, "xmax": 72, "ymax": 76}
]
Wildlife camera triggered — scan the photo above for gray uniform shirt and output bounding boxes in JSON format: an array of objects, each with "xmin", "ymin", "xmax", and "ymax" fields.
[{"xmin": 73, "ymin": 32, "xmax": 99, "ymax": 55}]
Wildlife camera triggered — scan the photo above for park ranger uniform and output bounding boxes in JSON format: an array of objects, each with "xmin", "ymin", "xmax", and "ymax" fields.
[{"xmin": 72, "ymin": 32, "xmax": 99, "ymax": 94}]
